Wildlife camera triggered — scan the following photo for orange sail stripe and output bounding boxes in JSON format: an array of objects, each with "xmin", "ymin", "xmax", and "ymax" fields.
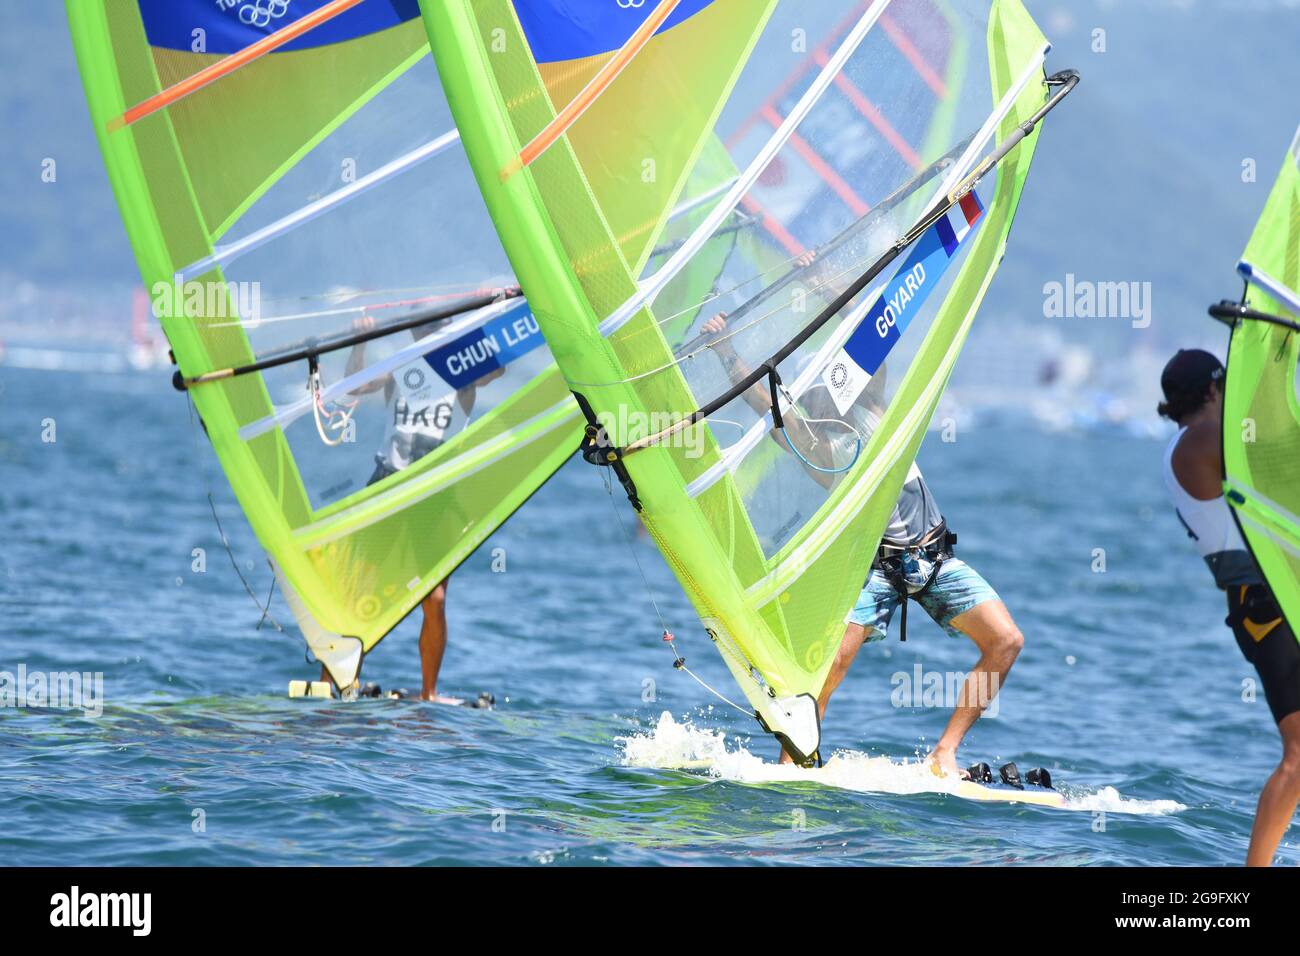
[
  {"xmin": 879, "ymin": 12, "xmax": 947, "ymax": 98},
  {"xmin": 815, "ymin": 50, "xmax": 922, "ymax": 169},
  {"xmin": 740, "ymin": 195, "xmax": 805, "ymax": 259},
  {"xmin": 502, "ymin": 0, "xmax": 681, "ymax": 179},
  {"xmin": 760, "ymin": 105, "xmax": 871, "ymax": 218},
  {"xmin": 108, "ymin": 0, "xmax": 366, "ymax": 132}
]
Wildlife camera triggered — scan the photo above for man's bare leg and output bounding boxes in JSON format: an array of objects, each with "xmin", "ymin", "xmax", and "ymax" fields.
[
  {"xmin": 817, "ymin": 622, "xmax": 870, "ymax": 720},
  {"xmin": 1246, "ymin": 710, "xmax": 1300, "ymax": 866},
  {"xmin": 927, "ymin": 599, "xmax": 1023, "ymax": 776},
  {"xmin": 419, "ymin": 577, "xmax": 451, "ymax": 702},
  {"xmin": 778, "ymin": 622, "xmax": 871, "ymax": 764},
  {"xmin": 314, "ymin": 579, "xmax": 453, "ymax": 700}
]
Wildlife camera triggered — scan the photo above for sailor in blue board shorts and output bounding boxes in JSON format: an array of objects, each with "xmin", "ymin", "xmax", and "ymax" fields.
[
  {"xmin": 815, "ymin": 460, "xmax": 1024, "ymax": 776},
  {"xmin": 699, "ymin": 310, "xmax": 1026, "ymax": 775}
]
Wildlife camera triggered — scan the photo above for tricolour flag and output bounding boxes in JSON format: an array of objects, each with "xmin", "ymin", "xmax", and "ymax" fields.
[{"xmin": 822, "ymin": 191, "xmax": 984, "ymax": 414}]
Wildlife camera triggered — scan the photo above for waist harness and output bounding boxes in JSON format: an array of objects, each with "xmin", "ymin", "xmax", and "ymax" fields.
[{"xmin": 870, "ymin": 520, "xmax": 957, "ymax": 642}]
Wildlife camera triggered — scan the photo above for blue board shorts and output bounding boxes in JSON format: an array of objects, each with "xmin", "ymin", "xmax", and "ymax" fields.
[{"xmin": 847, "ymin": 558, "xmax": 1000, "ymax": 641}]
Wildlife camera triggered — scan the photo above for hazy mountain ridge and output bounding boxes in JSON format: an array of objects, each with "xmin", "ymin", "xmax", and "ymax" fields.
[{"xmin": 2, "ymin": 1, "xmax": 1297, "ymax": 381}]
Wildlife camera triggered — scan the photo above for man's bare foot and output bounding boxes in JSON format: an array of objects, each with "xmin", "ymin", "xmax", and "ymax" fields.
[
  {"xmin": 778, "ymin": 749, "xmax": 795, "ymax": 766},
  {"xmin": 925, "ymin": 746, "xmax": 967, "ymax": 779},
  {"xmin": 420, "ymin": 692, "xmax": 463, "ymax": 706}
]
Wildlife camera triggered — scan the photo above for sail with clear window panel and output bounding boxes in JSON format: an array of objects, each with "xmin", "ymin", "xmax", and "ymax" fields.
[
  {"xmin": 421, "ymin": 0, "xmax": 1076, "ymax": 760},
  {"xmin": 67, "ymin": 0, "xmax": 584, "ymax": 687}
]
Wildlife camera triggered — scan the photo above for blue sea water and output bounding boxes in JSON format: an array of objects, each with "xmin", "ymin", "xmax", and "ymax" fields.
[{"xmin": 0, "ymin": 364, "xmax": 1291, "ymax": 866}]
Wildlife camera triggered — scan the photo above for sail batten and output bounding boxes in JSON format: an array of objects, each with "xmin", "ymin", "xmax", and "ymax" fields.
[
  {"xmin": 112, "ymin": 0, "xmax": 368, "ymax": 130},
  {"xmin": 507, "ymin": 0, "xmax": 685, "ymax": 177},
  {"xmin": 180, "ymin": 128, "xmax": 462, "ymax": 281},
  {"xmin": 598, "ymin": 0, "xmax": 892, "ymax": 338},
  {"xmin": 1240, "ymin": 263, "xmax": 1300, "ymax": 315}
]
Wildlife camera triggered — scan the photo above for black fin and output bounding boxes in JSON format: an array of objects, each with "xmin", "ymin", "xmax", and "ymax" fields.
[
  {"xmin": 966, "ymin": 762, "xmax": 993, "ymax": 784},
  {"xmin": 999, "ymin": 762, "xmax": 1024, "ymax": 789},
  {"xmin": 1026, "ymin": 767, "xmax": 1054, "ymax": 790}
]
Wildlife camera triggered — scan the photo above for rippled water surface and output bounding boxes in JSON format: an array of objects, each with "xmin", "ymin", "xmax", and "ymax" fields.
[{"xmin": 0, "ymin": 366, "xmax": 1291, "ymax": 865}]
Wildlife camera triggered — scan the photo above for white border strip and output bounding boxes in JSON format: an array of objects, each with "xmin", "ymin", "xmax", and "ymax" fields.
[
  {"xmin": 236, "ymin": 296, "xmax": 521, "ymax": 442},
  {"xmin": 179, "ymin": 129, "xmax": 462, "ymax": 281},
  {"xmin": 292, "ymin": 399, "xmax": 579, "ymax": 549},
  {"xmin": 1238, "ymin": 261, "xmax": 1300, "ymax": 316},
  {"xmin": 1238, "ymin": 514, "xmax": 1300, "ymax": 561},
  {"xmin": 596, "ymin": 0, "xmax": 894, "ymax": 337},
  {"xmin": 1229, "ymin": 480, "xmax": 1300, "ymax": 554}
]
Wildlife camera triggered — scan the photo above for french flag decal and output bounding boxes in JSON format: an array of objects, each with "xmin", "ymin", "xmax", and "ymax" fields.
[{"xmin": 821, "ymin": 191, "xmax": 985, "ymax": 415}]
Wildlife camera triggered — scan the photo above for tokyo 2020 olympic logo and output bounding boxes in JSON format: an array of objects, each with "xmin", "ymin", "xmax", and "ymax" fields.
[{"xmin": 238, "ymin": 0, "xmax": 292, "ymax": 29}]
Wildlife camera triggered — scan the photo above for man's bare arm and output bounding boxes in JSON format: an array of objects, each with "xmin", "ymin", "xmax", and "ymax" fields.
[
  {"xmin": 1171, "ymin": 419, "xmax": 1223, "ymax": 500},
  {"xmin": 457, "ymin": 365, "xmax": 507, "ymax": 416},
  {"xmin": 457, "ymin": 384, "xmax": 476, "ymax": 417},
  {"xmin": 344, "ymin": 315, "xmax": 389, "ymax": 396},
  {"xmin": 707, "ymin": 319, "xmax": 773, "ymax": 417},
  {"xmin": 703, "ymin": 313, "xmax": 836, "ymax": 487}
]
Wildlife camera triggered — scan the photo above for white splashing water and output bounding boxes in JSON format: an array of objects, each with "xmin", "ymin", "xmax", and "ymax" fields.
[{"xmin": 619, "ymin": 712, "xmax": 1185, "ymax": 816}]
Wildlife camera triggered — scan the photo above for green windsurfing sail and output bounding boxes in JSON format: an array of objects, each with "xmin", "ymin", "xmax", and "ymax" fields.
[
  {"xmin": 67, "ymin": 0, "xmax": 584, "ymax": 688},
  {"xmin": 422, "ymin": 0, "xmax": 1076, "ymax": 761},
  {"xmin": 1211, "ymin": 125, "xmax": 1300, "ymax": 640}
]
